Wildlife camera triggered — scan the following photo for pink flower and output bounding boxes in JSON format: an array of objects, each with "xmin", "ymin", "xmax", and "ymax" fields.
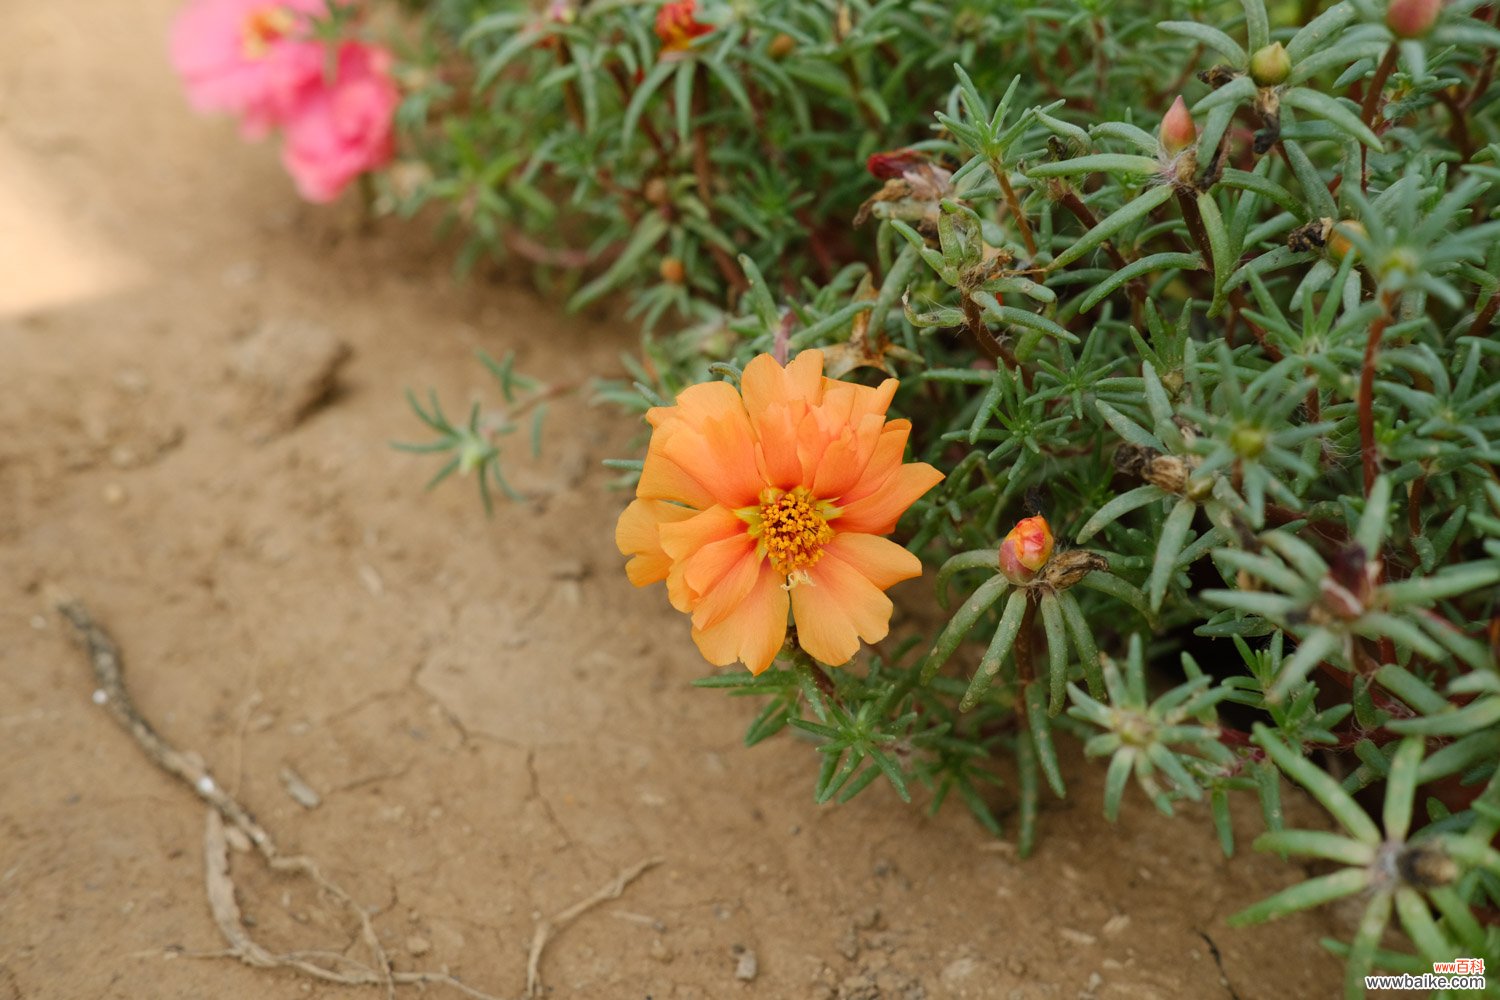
[
  {"xmin": 279, "ymin": 42, "xmax": 399, "ymax": 202},
  {"xmin": 170, "ymin": 0, "xmax": 330, "ymax": 137}
]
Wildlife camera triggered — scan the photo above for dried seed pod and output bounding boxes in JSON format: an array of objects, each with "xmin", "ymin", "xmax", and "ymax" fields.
[
  {"xmin": 1197, "ymin": 65, "xmax": 1240, "ymax": 90},
  {"xmin": 1288, "ymin": 217, "xmax": 1334, "ymax": 253},
  {"xmin": 1252, "ymin": 86, "xmax": 1283, "ymax": 154},
  {"xmin": 1398, "ymin": 842, "xmax": 1460, "ymax": 889},
  {"xmin": 1040, "ymin": 550, "xmax": 1109, "ymax": 591}
]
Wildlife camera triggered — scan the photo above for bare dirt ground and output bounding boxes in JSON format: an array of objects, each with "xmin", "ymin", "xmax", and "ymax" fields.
[{"xmin": 1, "ymin": 3, "xmax": 1348, "ymax": 998}]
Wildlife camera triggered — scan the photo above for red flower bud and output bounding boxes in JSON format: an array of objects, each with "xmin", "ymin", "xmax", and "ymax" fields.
[
  {"xmin": 1159, "ymin": 95, "xmax": 1197, "ymax": 155},
  {"xmin": 1386, "ymin": 0, "xmax": 1441, "ymax": 39},
  {"xmin": 865, "ymin": 148, "xmax": 927, "ymax": 180},
  {"xmin": 998, "ymin": 516, "xmax": 1055, "ymax": 583},
  {"xmin": 655, "ymin": 0, "xmax": 712, "ymax": 53}
]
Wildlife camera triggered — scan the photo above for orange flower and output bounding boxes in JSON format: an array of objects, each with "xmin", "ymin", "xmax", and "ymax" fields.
[
  {"xmin": 655, "ymin": 0, "xmax": 712, "ymax": 53},
  {"xmin": 998, "ymin": 515, "xmax": 1054, "ymax": 583},
  {"xmin": 616, "ymin": 350, "xmax": 943, "ymax": 674}
]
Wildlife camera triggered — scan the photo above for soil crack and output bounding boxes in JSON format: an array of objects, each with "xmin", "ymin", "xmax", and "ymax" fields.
[{"xmin": 1196, "ymin": 929, "xmax": 1244, "ymax": 1000}]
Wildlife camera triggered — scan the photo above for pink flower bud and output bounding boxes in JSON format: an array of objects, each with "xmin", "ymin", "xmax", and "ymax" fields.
[
  {"xmin": 1386, "ymin": 0, "xmax": 1441, "ymax": 39},
  {"xmin": 998, "ymin": 516, "xmax": 1055, "ymax": 583},
  {"xmin": 1159, "ymin": 96, "xmax": 1197, "ymax": 155}
]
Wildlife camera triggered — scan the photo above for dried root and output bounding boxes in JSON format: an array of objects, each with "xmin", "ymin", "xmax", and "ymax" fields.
[{"xmin": 59, "ymin": 600, "xmax": 659, "ymax": 1000}]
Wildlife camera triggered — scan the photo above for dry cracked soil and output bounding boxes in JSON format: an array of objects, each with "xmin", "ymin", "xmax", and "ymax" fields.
[{"xmin": 2, "ymin": 3, "xmax": 1347, "ymax": 998}]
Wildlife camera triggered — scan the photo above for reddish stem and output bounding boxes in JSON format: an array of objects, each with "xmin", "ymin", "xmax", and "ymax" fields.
[
  {"xmin": 997, "ymin": 169, "xmax": 1039, "ymax": 259},
  {"xmin": 1470, "ymin": 290, "xmax": 1500, "ymax": 337},
  {"xmin": 1358, "ymin": 44, "xmax": 1400, "ymax": 194},
  {"xmin": 1359, "ymin": 291, "xmax": 1398, "ymax": 496}
]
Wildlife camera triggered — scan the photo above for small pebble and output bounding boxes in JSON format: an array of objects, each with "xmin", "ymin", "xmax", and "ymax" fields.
[
  {"xmin": 103, "ymin": 483, "xmax": 126, "ymax": 505},
  {"xmin": 734, "ymin": 950, "xmax": 758, "ymax": 982},
  {"xmin": 279, "ymin": 766, "xmax": 321, "ymax": 809},
  {"xmin": 405, "ymin": 935, "xmax": 431, "ymax": 957},
  {"xmin": 114, "ymin": 369, "xmax": 150, "ymax": 394}
]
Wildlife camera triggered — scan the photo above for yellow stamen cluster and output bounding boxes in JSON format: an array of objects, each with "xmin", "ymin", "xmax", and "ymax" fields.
[
  {"xmin": 756, "ymin": 487, "xmax": 834, "ymax": 576},
  {"xmin": 241, "ymin": 7, "xmax": 296, "ymax": 59}
]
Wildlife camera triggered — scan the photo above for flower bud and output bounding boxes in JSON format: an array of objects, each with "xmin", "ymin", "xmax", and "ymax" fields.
[
  {"xmin": 1230, "ymin": 425, "xmax": 1268, "ymax": 459},
  {"xmin": 1159, "ymin": 96, "xmax": 1197, "ymax": 155},
  {"xmin": 1386, "ymin": 0, "xmax": 1441, "ymax": 39},
  {"xmin": 659, "ymin": 257, "xmax": 687, "ymax": 284},
  {"xmin": 643, "ymin": 177, "xmax": 671, "ymax": 206},
  {"xmin": 865, "ymin": 148, "xmax": 926, "ymax": 180},
  {"xmin": 1327, "ymin": 220, "xmax": 1366, "ymax": 262},
  {"xmin": 655, "ymin": 0, "xmax": 711, "ymax": 53},
  {"xmin": 1249, "ymin": 42, "xmax": 1291, "ymax": 87},
  {"xmin": 998, "ymin": 516, "xmax": 1055, "ymax": 583},
  {"xmin": 768, "ymin": 32, "xmax": 796, "ymax": 59}
]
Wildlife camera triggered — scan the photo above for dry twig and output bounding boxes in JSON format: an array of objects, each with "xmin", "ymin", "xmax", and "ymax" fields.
[
  {"xmin": 58, "ymin": 600, "xmax": 498, "ymax": 1000},
  {"xmin": 525, "ymin": 857, "xmax": 663, "ymax": 998},
  {"xmin": 59, "ymin": 599, "xmax": 662, "ymax": 1000}
]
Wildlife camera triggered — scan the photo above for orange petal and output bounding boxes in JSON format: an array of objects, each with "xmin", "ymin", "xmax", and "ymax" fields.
[
  {"xmin": 691, "ymin": 562, "xmax": 790, "ymax": 674},
  {"xmin": 844, "ymin": 377, "xmax": 898, "ymax": 424},
  {"xmin": 811, "ymin": 412, "xmax": 886, "ymax": 501},
  {"xmin": 615, "ymin": 498, "xmax": 697, "ymax": 586},
  {"xmin": 824, "ymin": 533, "xmax": 922, "ymax": 589},
  {"xmin": 741, "ymin": 350, "xmax": 825, "ymax": 424},
  {"xmin": 638, "ymin": 430, "xmax": 718, "ymax": 508},
  {"xmin": 659, "ymin": 504, "xmax": 745, "ymax": 563},
  {"xmin": 839, "ymin": 420, "xmax": 911, "ymax": 505},
  {"xmin": 681, "ymin": 532, "xmax": 757, "ymax": 608},
  {"xmin": 791, "ymin": 549, "xmax": 894, "ymax": 666},
  {"xmin": 690, "ymin": 541, "xmax": 765, "ymax": 631},
  {"xmin": 833, "ymin": 462, "xmax": 943, "ymax": 535},
  {"xmin": 752, "ymin": 404, "xmax": 804, "ymax": 491},
  {"xmin": 659, "ymin": 379, "xmax": 747, "ymax": 428},
  {"xmin": 642, "ymin": 380, "xmax": 765, "ymax": 507},
  {"xmin": 665, "ymin": 558, "xmax": 694, "ymax": 613},
  {"xmin": 658, "ymin": 410, "xmax": 764, "ymax": 508}
]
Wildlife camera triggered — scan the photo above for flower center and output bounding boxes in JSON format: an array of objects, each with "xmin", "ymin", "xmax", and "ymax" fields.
[
  {"xmin": 241, "ymin": 6, "xmax": 297, "ymax": 59},
  {"xmin": 753, "ymin": 486, "xmax": 835, "ymax": 576}
]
